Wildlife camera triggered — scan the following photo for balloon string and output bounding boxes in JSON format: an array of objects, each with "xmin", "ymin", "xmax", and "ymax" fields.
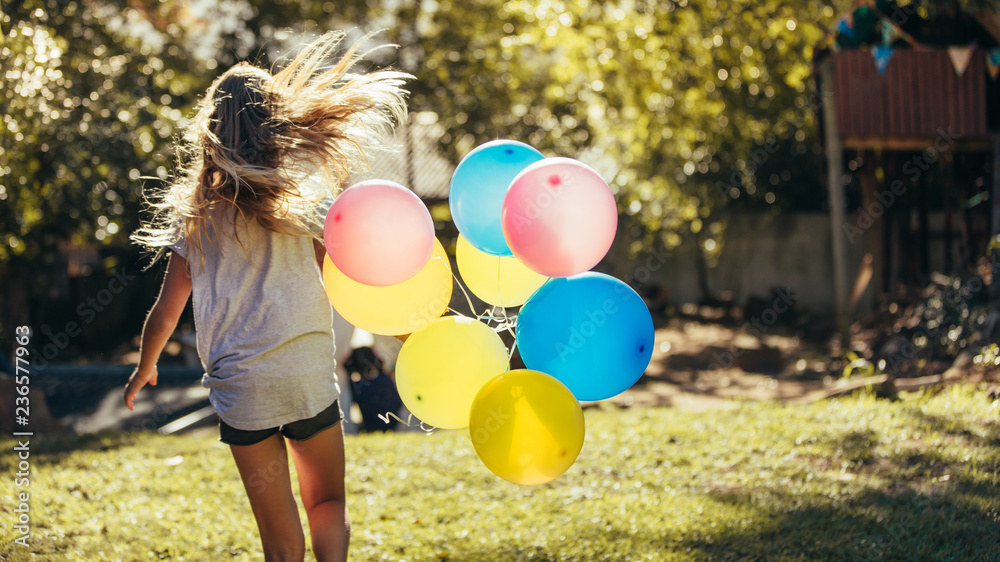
[
  {"xmin": 377, "ymin": 411, "xmax": 437, "ymax": 435},
  {"xmin": 502, "ymin": 310, "xmax": 518, "ymax": 359},
  {"xmin": 493, "ymin": 266, "xmax": 517, "ymax": 330},
  {"xmin": 495, "ymin": 261, "xmax": 506, "ymax": 314},
  {"xmin": 508, "ymin": 333, "xmax": 518, "ymax": 361},
  {"xmin": 504, "ymin": 319, "xmax": 517, "ymax": 340},
  {"xmin": 446, "ymin": 258, "xmax": 480, "ymax": 321},
  {"xmin": 442, "ymin": 245, "xmax": 520, "ymax": 358},
  {"xmin": 446, "ymin": 306, "xmax": 471, "ymax": 318},
  {"xmin": 493, "ymin": 268, "xmax": 520, "ymax": 358},
  {"xmin": 448, "ymin": 308, "xmax": 514, "ymax": 327}
]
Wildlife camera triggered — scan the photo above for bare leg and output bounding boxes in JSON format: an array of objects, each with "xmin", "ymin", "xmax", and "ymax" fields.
[
  {"xmin": 230, "ymin": 434, "xmax": 306, "ymax": 562},
  {"xmin": 288, "ymin": 422, "xmax": 350, "ymax": 562}
]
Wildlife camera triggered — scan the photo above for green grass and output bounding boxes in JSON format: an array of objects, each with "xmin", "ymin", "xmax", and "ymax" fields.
[{"xmin": 2, "ymin": 385, "xmax": 999, "ymax": 561}]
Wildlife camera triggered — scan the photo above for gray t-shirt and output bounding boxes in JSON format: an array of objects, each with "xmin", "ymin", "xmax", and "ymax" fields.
[{"xmin": 170, "ymin": 211, "xmax": 339, "ymax": 431}]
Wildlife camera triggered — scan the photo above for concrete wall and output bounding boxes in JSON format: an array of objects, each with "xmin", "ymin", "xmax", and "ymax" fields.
[{"xmin": 634, "ymin": 212, "xmax": 872, "ymax": 315}]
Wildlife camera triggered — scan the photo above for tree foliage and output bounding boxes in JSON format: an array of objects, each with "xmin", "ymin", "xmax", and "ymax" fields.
[
  {"xmin": 0, "ymin": 0, "xmax": 396, "ymax": 269},
  {"xmin": 2, "ymin": 0, "xmax": 860, "ymax": 280},
  {"xmin": 406, "ymin": 0, "xmax": 849, "ymax": 264},
  {"xmin": 0, "ymin": 1, "xmax": 222, "ymax": 266}
]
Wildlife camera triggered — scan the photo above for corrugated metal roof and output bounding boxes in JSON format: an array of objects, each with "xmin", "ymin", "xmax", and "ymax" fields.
[
  {"xmin": 353, "ymin": 111, "xmax": 454, "ymax": 201},
  {"xmin": 833, "ymin": 49, "xmax": 989, "ymax": 140}
]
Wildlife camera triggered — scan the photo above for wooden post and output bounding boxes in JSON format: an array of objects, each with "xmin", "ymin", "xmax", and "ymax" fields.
[
  {"xmin": 859, "ymin": 149, "xmax": 884, "ymax": 303},
  {"xmin": 942, "ymin": 154, "xmax": 953, "ymax": 274},
  {"xmin": 820, "ymin": 57, "xmax": 851, "ymax": 347},
  {"xmin": 884, "ymin": 152, "xmax": 898, "ymax": 292},
  {"xmin": 959, "ymin": 153, "xmax": 973, "ymax": 268},
  {"xmin": 991, "ymin": 135, "xmax": 1000, "ymax": 310},
  {"xmin": 918, "ymin": 165, "xmax": 930, "ymax": 280}
]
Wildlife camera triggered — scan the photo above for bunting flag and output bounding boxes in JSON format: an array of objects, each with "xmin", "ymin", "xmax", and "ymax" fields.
[
  {"xmin": 873, "ymin": 45, "xmax": 895, "ymax": 74},
  {"xmin": 837, "ymin": 15, "xmax": 855, "ymax": 39},
  {"xmin": 987, "ymin": 48, "xmax": 1000, "ymax": 81},
  {"xmin": 868, "ymin": 3, "xmax": 924, "ymax": 49},
  {"xmin": 880, "ymin": 19, "xmax": 901, "ymax": 46},
  {"xmin": 947, "ymin": 44, "xmax": 976, "ymax": 77}
]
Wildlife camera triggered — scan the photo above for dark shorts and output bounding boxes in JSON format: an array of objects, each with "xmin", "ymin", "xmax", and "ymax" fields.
[{"xmin": 219, "ymin": 398, "xmax": 343, "ymax": 446}]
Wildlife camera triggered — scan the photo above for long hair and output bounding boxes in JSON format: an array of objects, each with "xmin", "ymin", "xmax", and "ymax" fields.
[{"xmin": 132, "ymin": 32, "xmax": 410, "ymax": 263}]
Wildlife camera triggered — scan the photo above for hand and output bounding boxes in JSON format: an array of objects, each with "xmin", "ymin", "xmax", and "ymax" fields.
[{"xmin": 124, "ymin": 365, "xmax": 158, "ymax": 411}]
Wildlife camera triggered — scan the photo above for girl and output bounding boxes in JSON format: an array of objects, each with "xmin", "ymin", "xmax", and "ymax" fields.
[{"xmin": 124, "ymin": 32, "xmax": 409, "ymax": 561}]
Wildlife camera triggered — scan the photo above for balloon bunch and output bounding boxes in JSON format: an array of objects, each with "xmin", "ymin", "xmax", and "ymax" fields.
[{"xmin": 322, "ymin": 140, "xmax": 654, "ymax": 485}]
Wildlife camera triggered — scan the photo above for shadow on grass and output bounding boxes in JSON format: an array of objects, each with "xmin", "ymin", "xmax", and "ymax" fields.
[
  {"xmin": 0, "ymin": 429, "xmax": 152, "ymax": 472},
  {"xmin": 702, "ymin": 419, "xmax": 1000, "ymax": 560},
  {"xmin": 901, "ymin": 408, "xmax": 1000, "ymax": 449},
  {"xmin": 699, "ymin": 483, "xmax": 999, "ymax": 560},
  {"xmin": 438, "ymin": 424, "xmax": 1000, "ymax": 561},
  {"xmin": 671, "ymin": 347, "xmax": 733, "ymax": 371},
  {"xmin": 835, "ymin": 429, "xmax": 881, "ymax": 465},
  {"xmin": 439, "ymin": 482, "xmax": 999, "ymax": 561}
]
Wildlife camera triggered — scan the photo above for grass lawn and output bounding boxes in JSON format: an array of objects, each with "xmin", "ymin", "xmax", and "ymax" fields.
[{"xmin": 2, "ymin": 385, "xmax": 999, "ymax": 561}]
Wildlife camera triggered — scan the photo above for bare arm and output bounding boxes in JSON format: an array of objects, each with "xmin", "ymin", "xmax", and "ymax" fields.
[{"xmin": 124, "ymin": 252, "xmax": 193, "ymax": 410}]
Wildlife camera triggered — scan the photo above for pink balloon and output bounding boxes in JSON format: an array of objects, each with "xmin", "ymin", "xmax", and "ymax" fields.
[
  {"xmin": 501, "ymin": 158, "xmax": 617, "ymax": 278},
  {"xmin": 324, "ymin": 180, "xmax": 434, "ymax": 286}
]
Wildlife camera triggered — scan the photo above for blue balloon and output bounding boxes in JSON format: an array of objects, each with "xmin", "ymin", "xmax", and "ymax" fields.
[
  {"xmin": 449, "ymin": 140, "xmax": 544, "ymax": 256},
  {"xmin": 516, "ymin": 272, "xmax": 654, "ymax": 401}
]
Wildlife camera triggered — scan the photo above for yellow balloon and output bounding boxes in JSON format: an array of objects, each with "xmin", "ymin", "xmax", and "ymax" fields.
[
  {"xmin": 395, "ymin": 316, "xmax": 509, "ymax": 429},
  {"xmin": 469, "ymin": 369, "xmax": 585, "ymax": 485},
  {"xmin": 322, "ymin": 238, "xmax": 452, "ymax": 336},
  {"xmin": 456, "ymin": 234, "xmax": 548, "ymax": 308}
]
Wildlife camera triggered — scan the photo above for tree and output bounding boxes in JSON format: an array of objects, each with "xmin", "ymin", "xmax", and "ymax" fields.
[
  {"xmin": 2, "ymin": 0, "xmax": 853, "ymax": 340},
  {"xmin": 405, "ymin": 0, "xmax": 848, "ymax": 297},
  {"xmin": 0, "ymin": 0, "xmax": 382, "ymax": 268},
  {"xmin": 0, "ymin": 1, "xmax": 219, "ymax": 265},
  {"xmin": 0, "ymin": 1, "xmax": 272, "ymax": 346}
]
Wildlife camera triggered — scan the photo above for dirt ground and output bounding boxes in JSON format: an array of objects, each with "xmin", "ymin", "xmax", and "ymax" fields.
[
  {"xmin": 12, "ymin": 316, "xmax": 995, "ymax": 438},
  {"xmin": 591, "ymin": 317, "xmax": 997, "ymax": 412},
  {"xmin": 588, "ymin": 319, "xmax": 830, "ymax": 411}
]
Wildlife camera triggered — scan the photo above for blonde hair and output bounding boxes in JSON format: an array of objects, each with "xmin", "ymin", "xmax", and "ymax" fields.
[{"xmin": 132, "ymin": 31, "xmax": 410, "ymax": 262}]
